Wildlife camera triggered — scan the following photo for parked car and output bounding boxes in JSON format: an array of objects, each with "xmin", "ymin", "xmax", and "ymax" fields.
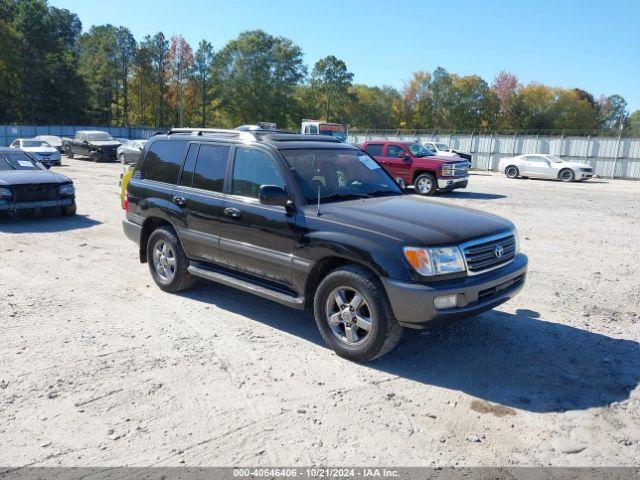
[
  {"xmin": 423, "ymin": 141, "xmax": 472, "ymax": 162},
  {"xmin": 9, "ymin": 138, "xmax": 62, "ymax": 166},
  {"xmin": 34, "ymin": 135, "xmax": 64, "ymax": 153},
  {"xmin": 0, "ymin": 148, "xmax": 76, "ymax": 217},
  {"xmin": 117, "ymin": 139, "xmax": 147, "ymax": 164},
  {"xmin": 362, "ymin": 141, "xmax": 469, "ymax": 195},
  {"xmin": 62, "ymin": 130, "xmax": 121, "ymax": 162},
  {"xmin": 498, "ymin": 154, "xmax": 594, "ymax": 182},
  {"xmin": 122, "ymin": 128, "xmax": 527, "ymax": 361}
]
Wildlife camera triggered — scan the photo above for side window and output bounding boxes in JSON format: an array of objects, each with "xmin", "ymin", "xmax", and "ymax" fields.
[
  {"xmin": 142, "ymin": 139, "xmax": 187, "ymax": 184},
  {"xmin": 232, "ymin": 148, "xmax": 284, "ymax": 199},
  {"xmin": 10, "ymin": 140, "xmax": 18, "ymax": 148},
  {"xmin": 193, "ymin": 144, "xmax": 230, "ymax": 193},
  {"xmin": 364, "ymin": 143, "xmax": 383, "ymax": 156},
  {"xmin": 386, "ymin": 145, "xmax": 406, "ymax": 157}
]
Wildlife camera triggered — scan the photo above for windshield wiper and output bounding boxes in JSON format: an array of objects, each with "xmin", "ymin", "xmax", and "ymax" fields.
[
  {"xmin": 363, "ymin": 189, "xmax": 400, "ymax": 197},
  {"xmin": 320, "ymin": 192, "xmax": 370, "ymax": 202}
]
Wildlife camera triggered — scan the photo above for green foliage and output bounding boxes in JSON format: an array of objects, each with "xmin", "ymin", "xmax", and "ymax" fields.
[{"xmin": 0, "ymin": 1, "xmax": 634, "ymax": 135}]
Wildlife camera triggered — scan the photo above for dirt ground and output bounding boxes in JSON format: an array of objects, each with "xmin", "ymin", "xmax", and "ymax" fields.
[{"xmin": 1, "ymin": 158, "xmax": 639, "ymax": 467}]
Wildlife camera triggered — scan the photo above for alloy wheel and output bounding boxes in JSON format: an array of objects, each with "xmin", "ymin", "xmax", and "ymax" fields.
[
  {"xmin": 417, "ymin": 177, "xmax": 433, "ymax": 194},
  {"xmin": 152, "ymin": 240, "xmax": 176, "ymax": 284},
  {"xmin": 325, "ymin": 286, "xmax": 373, "ymax": 345}
]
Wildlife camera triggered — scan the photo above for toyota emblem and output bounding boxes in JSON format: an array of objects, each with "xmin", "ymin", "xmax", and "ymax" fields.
[{"xmin": 494, "ymin": 245, "xmax": 504, "ymax": 258}]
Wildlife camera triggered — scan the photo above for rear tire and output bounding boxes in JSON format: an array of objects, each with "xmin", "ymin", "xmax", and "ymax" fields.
[
  {"xmin": 66, "ymin": 147, "xmax": 74, "ymax": 159},
  {"xmin": 505, "ymin": 165, "xmax": 519, "ymax": 178},
  {"xmin": 559, "ymin": 168, "xmax": 575, "ymax": 182},
  {"xmin": 313, "ymin": 265, "xmax": 403, "ymax": 362},
  {"xmin": 147, "ymin": 226, "xmax": 196, "ymax": 293},
  {"xmin": 414, "ymin": 173, "xmax": 437, "ymax": 196}
]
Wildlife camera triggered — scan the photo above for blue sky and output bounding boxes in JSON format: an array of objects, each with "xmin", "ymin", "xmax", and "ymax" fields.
[{"xmin": 50, "ymin": 0, "xmax": 640, "ymax": 111}]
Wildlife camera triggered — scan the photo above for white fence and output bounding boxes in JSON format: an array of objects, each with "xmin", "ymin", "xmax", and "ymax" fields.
[
  {"xmin": 3, "ymin": 125, "xmax": 640, "ymax": 179},
  {"xmin": 348, "ymin": 132, "xmax": 640, "ymax": 180}
]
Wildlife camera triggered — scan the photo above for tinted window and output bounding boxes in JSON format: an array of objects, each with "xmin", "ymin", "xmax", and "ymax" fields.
[
  {"xmin": 232, "ymin": 148, "xmax": 284, "ymax": 198},
  {"xmin": 180, "ymin": 143, "xmax": 199, "ymax": 187},
  {"xmin": 364, "ymin": 144, "xmax": 383, "ymax": 156},
  {"xmin": 194, "ymin": 144, "xmax": 230, "ymax": 193},
  {"xmin": 142, "ymin": 140, "xmax": 188, "ymax": 184},
  {"xmin": 0, "ymin": 151, "xmax": 43, "ymax": 170}
]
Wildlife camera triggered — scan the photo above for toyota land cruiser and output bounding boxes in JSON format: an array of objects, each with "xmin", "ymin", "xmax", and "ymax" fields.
[{"xmin": 123, "ymin": 128, "xmax": 527, "ymax": 361}]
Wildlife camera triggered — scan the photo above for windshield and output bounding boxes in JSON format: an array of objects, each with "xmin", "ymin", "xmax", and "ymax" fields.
[
  {"xmin": 22, "ymin": 140, "xmax": 50, "ymax": 148},
  {"xmin": 318, "ymin": 125, "xmax": 347, "ymax": 142},
  {"xmin": 0, "ymin": 151, "xmax": 45, "ymax": 170},
  {"xmin": 435, "ymin": 143, "xmax": 450, "ymax": 151},
  {"xmin": 281, "ymin": 148, "xmax": 403, "ymax": 203},
  {"xmin": 87, "ymin": 132, "xmax": 114, "ymax": 141},
  {"xmin": 408, "ymin": 144, "xmax": 435, "ymax": 157},
  {"xmin": 545, "ymin": 155, "xmax": 563, "ymax": 163}
]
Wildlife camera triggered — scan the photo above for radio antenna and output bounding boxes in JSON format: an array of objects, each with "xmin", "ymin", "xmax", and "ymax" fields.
[{"xmin": 316, "ymin": 183, "xmax": 321, "ymax": 216}]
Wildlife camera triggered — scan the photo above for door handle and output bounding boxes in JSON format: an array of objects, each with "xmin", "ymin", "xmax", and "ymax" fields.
[
  {"xmin": 172, "ymin": 196, "xmax": 187, "ymax": 207},
  {"xmin": 224, "ymin": 207, "xmax": 242, "ymax": 218}
]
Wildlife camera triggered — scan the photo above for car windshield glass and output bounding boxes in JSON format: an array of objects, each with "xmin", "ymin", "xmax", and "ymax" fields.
[
  {"xmin": 22, "ymin": 140, "xmax": 49, "ymax": 147},
  {"xmin": 435, "ymin": 143, "xmax": 450, "ymax": 150},
  {"xmin": 408, "ymin": 144, "xmax": 435, "ymax": 157},
  {"xmin": 0, "ymin": 151, "xmax": 43, "ymax": 170},
  {"xmin": 281, "ymin": 148, "xmax": 403, "ymax": 204},
  {"xmin": 87, "ymin": 132, "xmax": 113, "ymax": 141}
]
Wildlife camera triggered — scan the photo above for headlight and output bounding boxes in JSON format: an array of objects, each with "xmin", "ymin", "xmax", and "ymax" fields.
[
  {"xmin": 403, "ymin": 246, "xmax": 466, "ymax": 276},
  {"xmin": 0, "ymin": 187, "xmax": 12, "ymax": 199},
  {"xmin": 59, "ymin": 183, "xmax": 75, "ymax": 196}
]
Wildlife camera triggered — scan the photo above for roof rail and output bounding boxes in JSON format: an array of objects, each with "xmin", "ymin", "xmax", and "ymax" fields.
[{"xmin": 166, "ymin": 127, "xmax": 257, "ymax": 139}]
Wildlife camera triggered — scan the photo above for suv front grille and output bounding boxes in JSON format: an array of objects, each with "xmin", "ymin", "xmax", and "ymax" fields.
[
  {"xmin": 463, "ymin": 233, "xmax": 516, "ymax": 274},
  {"xmin": 12, "ymin": 184, "xmax": 61, "ymax": 203}
]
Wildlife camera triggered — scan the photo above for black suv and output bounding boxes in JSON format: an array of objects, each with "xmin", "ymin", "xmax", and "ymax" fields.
[{"xmin": 123, "ymin": 128, "xmax": 527, "ymax": 361}]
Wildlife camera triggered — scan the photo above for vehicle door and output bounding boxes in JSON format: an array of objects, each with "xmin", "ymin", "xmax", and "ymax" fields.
[
  {"xmin": 217, "ymin": 146, "xmax": 297, "ymax": 289},
  {"xmin": 522, "ymin": 155, "xmax": 553, "ymax": 177},
  {"xmin": 172, "ymin": 142, "xmax": 230, "ymax": 263},
  {"xmin": 77, "ymin": 133, "xmax": 90, "ymax": 156},
  {"xmin": 380, "ymin": 144, "xmax": 413, "ymax": 183}
]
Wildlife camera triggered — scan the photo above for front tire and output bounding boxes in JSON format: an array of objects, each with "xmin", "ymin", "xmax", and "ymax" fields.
[
  {"xmin": 119, "ymin": 153, "xmax": 126, "ymax": 164},
  {"xmin": 147, "ymin": 226, "xmax": 196, "ymax": 293},
  {"xmin": 66, "ymin": 147, "xmax": 74, "ymax": 159},
  {"xmin": 505, "ymin": 165, "xmax": 519, "ymax": 178},
  {"xmin": 559, "ymin": 168, "xmax": 575, "ymax": 182},
  {"xmin": 62, "ymin": 201, "xmax": 76, "ymax": 217},
  {"xmin": 313, "ymin": 265, "xmax": 403, "ymax": 361},
  {"xmin": 414, "ymin": 173, "xmax": 437, "ymax": 196}
]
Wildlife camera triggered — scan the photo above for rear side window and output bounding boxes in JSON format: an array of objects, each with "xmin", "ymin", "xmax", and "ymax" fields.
[
  {"xmin": 142, "ymin": 140, "xmax": 187, "ymax": 184},
  {"xmin": 193, "ymin": 144, "xmax": 230, "ymax": 193},
  {"xmin": 231, "ymin": 148, "xmax": 284, "ymax": 198},
  {"xmin": 364, "ymin": 143, "xmax": 383, "ymax": 156}
]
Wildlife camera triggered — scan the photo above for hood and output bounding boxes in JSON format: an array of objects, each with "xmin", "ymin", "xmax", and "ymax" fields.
[
  {"xmin": 90, "ymin": 140, "xmax": 121, "ymax": 147},
  {"xmin": 306, "ymin": 195, "xmax": 513, "ymax": 245},
  {"xmin": 0, "ymin": 170, "xmax": 71, "ymax": 186},
  {"xmin": 22, "ymin": 146, "xmax": 59, "ymax": 154},
  {"xmin": 436, "ymin": 150, "xmax": 459, "ymax": 158}
]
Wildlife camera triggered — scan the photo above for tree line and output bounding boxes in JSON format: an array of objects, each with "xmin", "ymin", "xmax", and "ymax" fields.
[{"xmin": 1, "ymin": 0, "xmax": 639, "ymax": 135}]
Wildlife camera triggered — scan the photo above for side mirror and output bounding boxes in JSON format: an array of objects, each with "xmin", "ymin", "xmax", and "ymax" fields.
[
  {"xmin": 83, "ymin": 140, "xmax": 88, "ymax": 144},
  {"xmin": 400, "ymin": 154, "xmax": 411, "ymax": 161},
  {"xmin": 259, "ymin": 185, "xmax": 290, "ymax": 207},
  {"xmin": 395, "ymin": 177, "xmax": 406, "ymax": 189}
]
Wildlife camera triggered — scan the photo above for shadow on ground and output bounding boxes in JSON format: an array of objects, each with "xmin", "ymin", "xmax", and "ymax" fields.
[
  {"xmin": 181, "ymin": 282, "xmax": 640, "ymax": 414},
  {"xmin": 0, "ymin": 214, "xmax": 101, "ymax": 233},
  {"xmin": 444, "ymin": 191, "xmax": 507, "ymax": 200}
]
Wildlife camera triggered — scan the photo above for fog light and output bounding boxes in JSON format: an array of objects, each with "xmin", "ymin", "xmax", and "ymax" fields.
[{"xmin": 434, "ymin": 294, "xmax": 458, "ymax": 310}]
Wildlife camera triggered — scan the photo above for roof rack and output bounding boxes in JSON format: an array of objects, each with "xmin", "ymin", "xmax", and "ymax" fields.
[{"xmin": 164, "ymin": 127, "xmax": 257, "ymax": 139}]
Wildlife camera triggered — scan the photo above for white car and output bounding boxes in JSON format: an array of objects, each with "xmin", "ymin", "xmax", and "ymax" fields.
[
  {"xmin": 423, "ymin": 141, "xmax": 472, "ymax": 165},
  {"xmin": 34, "ymin": 135, "xmax": 64, "ymax": 153},
  {"xmin": 498, "ymin": 154, "xmax": 594, "ymax": 182},
  {"xmin": 10, "ymin": 138, "xmax": 62, "ymax": 166}
]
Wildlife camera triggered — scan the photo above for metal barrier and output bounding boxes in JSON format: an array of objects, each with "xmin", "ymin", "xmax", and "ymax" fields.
[
  {"xmin": 348, "ymin": 132, "xmax": 640, "ymax": 180},
  {"xmin": 1, "ymin": 125, "xmax": 158, "ymax": 147}
]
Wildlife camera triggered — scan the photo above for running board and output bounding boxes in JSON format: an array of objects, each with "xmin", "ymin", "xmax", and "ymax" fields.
[{"xmin": 188, "ymin": 264, "xmax": 305, "ymax": 309}]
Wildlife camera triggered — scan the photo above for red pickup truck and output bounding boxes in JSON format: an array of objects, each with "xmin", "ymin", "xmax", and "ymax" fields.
[{"xmin": 362, "ymin": 141, "xmax": 469, "ymax": 195}]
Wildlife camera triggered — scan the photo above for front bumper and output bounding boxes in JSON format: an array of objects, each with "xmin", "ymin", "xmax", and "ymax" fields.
[
  {"xmin": 90, "ymin": 149, "xmax": 118, "ymax": 162},
  {"xmin": 578, "ymin": 171, "xmax": 593, "ymax": 180},
  {"xmin": 382, "ymin": 253, "xmax": 528, "ymax": 329},
  {"xmin": 0, "ymin": 198, "xmax": 74, "ymax": 211},
  {"xmin": 438, "ymin": 176, "xmax": 469, "ymax": 190}
]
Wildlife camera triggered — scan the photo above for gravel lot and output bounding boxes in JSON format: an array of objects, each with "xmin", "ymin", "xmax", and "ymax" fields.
[{"xmin": 1, "ymin": 158, "xmax": 639, "ymax": 467}]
